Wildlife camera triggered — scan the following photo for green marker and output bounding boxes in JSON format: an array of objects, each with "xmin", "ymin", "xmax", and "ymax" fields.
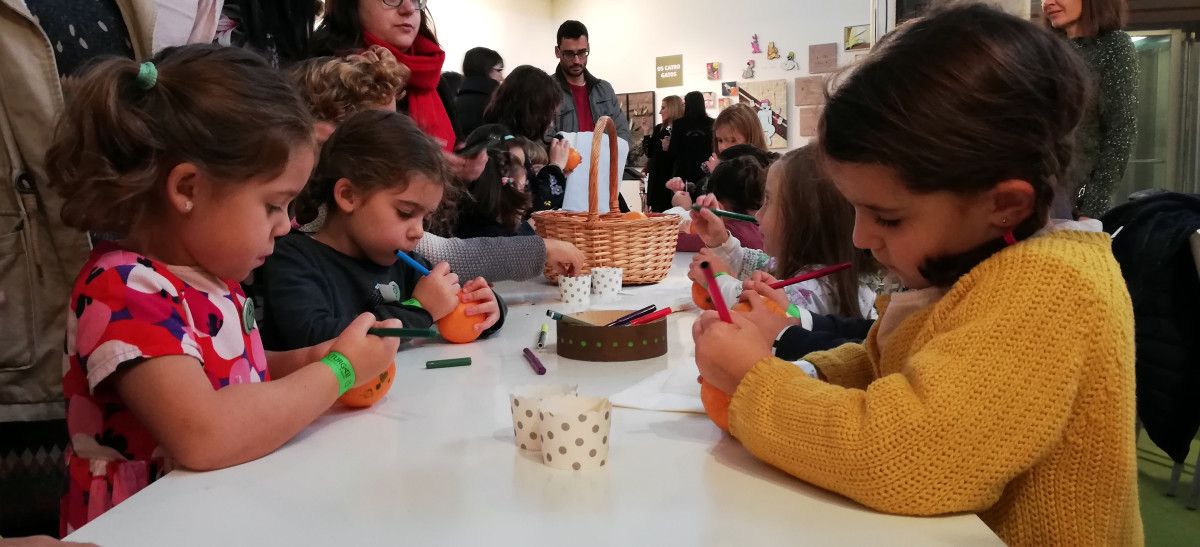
[
  {"xmin": 368, "ymin": 327, "xmax": 439, "ymax": 338},
  {"xmin": 536, "ymin": 323, "xmax": 549, "ymax": 349},
  {"xmin": 426, "ymin": 357, "xmax": 472, "ymax": 369},
  {"xmin": 691, "ymin": 203, "xmax": 759, "ymax": 224}
]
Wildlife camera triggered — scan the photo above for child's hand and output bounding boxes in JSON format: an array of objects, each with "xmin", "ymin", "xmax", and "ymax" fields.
[
  {"xmin": 665, "ymin": 177, "xmax": 686, "ymax": 192},
  {"xmin": 688, "ymin": 249, "xmax": 732, "ymax": 284},
  {"xmin": 461, "ymin": 277, "xmax": 501, "ymax": 333},
  {"xmin": 545, "ymin": 238, "xmax": 587, "ymax": 276},
  {"xmin": 549, "ymin": 138, "xmax": 571, "ymax": 169},
  {"xmin": 331, "ymin": 313, "xmax": 402, "ymax": 387},
  {"xmin": 689, "ymin": 195, "xmax": 729, "ymax": 247},
  {"xmin": 444, "ymin": 149, "xmax": 488, "ymax": 181},
  {"xmin": 743, "ymin": 277, "xmax": 790, "ymax": 309},
  {"xmin": 692, "ymin": 310, "xmax": 773, "ymax": 394},
  {"xmin": 413, "ymin": 261, "xmax": 461, "ymax": 321},
  {"xmin": 703, "ymin": 153, "xmax": 719, "ymax": 174},
  {"xmin": 734, "ymin": 289, "xmax": 799, "ymax": 343},
  {"xmin": 671, "ymin": 191, "xmax": 693, "ymax": 209}
]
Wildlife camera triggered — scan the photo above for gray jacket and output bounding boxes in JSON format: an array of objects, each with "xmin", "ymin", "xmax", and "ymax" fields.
[{"xmin": 554, "ymin": 67, "xmax": 631, "ymax": 144}]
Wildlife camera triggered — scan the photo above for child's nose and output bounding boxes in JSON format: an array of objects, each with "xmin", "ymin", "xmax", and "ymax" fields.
[{"xmin": 851, "ymin": 212, "xmax": 875, "ymax": 251}]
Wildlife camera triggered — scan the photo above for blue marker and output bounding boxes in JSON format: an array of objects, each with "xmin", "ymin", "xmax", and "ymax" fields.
[{"xmin": 395, "ymin": 250, "xmax": 432, "ymax": 277}]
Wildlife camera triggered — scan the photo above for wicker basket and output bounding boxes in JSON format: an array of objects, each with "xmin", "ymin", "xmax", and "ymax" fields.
[{"xmin": 532, "ymin": 116, "xmax": 680, "ymax": 284}]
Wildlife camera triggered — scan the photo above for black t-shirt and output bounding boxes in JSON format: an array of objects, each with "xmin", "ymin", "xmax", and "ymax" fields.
[{"xmin": 256, "ymin": 231, "xmax": 507, "ymax": 351}]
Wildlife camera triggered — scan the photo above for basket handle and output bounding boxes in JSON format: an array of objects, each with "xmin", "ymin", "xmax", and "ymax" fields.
[{"xmin": 587, "ymin": 116, "xmax": 620, "ymax": 219}]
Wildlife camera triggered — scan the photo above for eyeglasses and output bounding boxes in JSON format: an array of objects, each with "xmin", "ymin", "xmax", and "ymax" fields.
[
  {"xmin": 380, "ymin": 0, "xmax": 427, "ymax": 9},
  {"xmin": 559, "ymin": 49, "xmax": 590, "ymax": 60}
]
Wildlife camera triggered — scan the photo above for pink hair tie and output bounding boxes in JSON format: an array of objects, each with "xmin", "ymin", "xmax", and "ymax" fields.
[{"xmin": 1003, "ymin": 231, "xmax": 1017, "ymax": 245}]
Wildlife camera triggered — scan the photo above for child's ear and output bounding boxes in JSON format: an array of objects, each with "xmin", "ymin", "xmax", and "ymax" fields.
[
  {"xmin": 314, "ymin": 122, "xmax": 337, "ymax": 146},
  {"xmin": 164, "ymin": 162, "xmax": 203, "ymax": 214},
  {"xmin": 988, "ymin": 179, "xmax": 1036, "ymax": 229},
  {"xmin": 331, "ymin": 178, "xmax": 361, "ymax": 214}
]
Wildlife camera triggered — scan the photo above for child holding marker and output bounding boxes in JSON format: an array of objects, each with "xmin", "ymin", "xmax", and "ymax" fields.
[
  {"xmin": 694, "ymin": 6, "xmax": 1140, "ymax": 545},
  {"xmin": 675, "ymin": 156, "xmax": 766, "ymax": 252},
  {"xmin": 288, "ymin": 51, "xmax": 586, "ymax": 281},
  {"xmin": 46, "ymin": 45, "xmax": 402, "ymax": 533},
  {"xmin": 688, "ymin": 145, "xmax": 879, "ymax": 321},
  {"xmin": 259, "ymin": 110, "xmax": 506, "ymax": 351}
]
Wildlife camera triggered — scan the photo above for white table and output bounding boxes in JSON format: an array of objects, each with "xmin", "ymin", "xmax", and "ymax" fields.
[{"xmin": 67, "ymin": 254, "xmax": 1001, "ymax": 546}]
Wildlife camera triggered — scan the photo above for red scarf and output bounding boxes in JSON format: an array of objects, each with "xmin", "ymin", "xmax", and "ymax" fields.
[{"xmin": 363, "ymin": 32, "xmax": 455, "ymax": 151}]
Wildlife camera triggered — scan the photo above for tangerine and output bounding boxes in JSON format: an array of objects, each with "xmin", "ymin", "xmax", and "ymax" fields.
[
  {"xmin": 698, "ymin": 376, "xmax": 732, "ymax": 433},
  {"xmin": 691, "ymin": 281, "xmax": 714, "ymax": 310},
  {"xmin": 437, "ymin": 298, "xmax": 485, "ymax": 344},
  {"xmin": 339, "ymin": 363, "xmax": 396, "ymax": 408}
]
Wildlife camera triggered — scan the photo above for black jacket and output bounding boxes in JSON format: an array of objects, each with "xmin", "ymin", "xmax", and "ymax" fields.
[
  {"xmin": 454, "ymin": 76, "xmax": 499, "ymax": 141},
  {"xmin": 644, "ymin": 123, "xmax": 676, "ymax": 212},
  {"xmin": 773, "ymin": 314, "xmax": 875, "ymax": 362},
  {"xmin": 668, "ymin": 116, "xmax": 713, "ymax": 186},
  {"xmin": 1101, "ymin": 192, "xmax": 1200, "ymax": 463}
]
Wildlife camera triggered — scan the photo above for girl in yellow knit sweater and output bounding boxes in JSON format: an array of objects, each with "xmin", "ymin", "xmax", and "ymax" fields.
[{"xmin": 693, "ymin": 5, "xmax": 1142, "ymax": 546}]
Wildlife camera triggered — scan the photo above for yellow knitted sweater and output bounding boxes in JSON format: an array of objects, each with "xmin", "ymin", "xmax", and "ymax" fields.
[{"xmin": 728, "ymin": 230, "xmax": 1142, "ymax": 546}]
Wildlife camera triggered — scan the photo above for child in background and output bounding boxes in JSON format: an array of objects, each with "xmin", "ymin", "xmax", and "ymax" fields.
[
  {"xmin": 46, "ymin": 45, "xmax": 401, "ymax": 533},
  {"xmin": 524, "ymin": 138, "xmax": 550, "ymax": 178},
  {"xmin": 453, "ymin": 125, "xmax": 535, "ymax": 238},
  {"xmin": 693, "ymin": 6, "xmax": 1140, "ymax": 545},
  {"xmin": 676, "ymin": 156, "xmax": 766, "ymax": 252},
  {"xmin": 260, "ymin": 110, "xmax": 505, "ymax": 351},
  {"xmin": 667, "ymin": 104, "xmax": 767, "ymax": 201},
  {"xmin": 288, "ymin": 52, "xmax": 587, "ymax": 281},
  {"xmin": 689, "ymin": 145, "xmax": 878, "ymax": 320}
]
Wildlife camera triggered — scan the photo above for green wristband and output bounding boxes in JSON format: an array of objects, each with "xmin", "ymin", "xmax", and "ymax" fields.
[
  {"xmin": 786, "ymin": 304, "xmax": 802, "ymax": 319},
  {"xmin": 321, "ymin": 352, "xmax": 356, "ymax": 396},
  {"xmin": 401, "ymin": 297, "xmax": 423, "ymax": 309}
]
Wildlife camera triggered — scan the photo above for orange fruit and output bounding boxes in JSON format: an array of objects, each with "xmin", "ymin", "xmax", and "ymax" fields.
[
  {"xmin": 621, "ymin": 211, "xmax": 647, "ymax": 220},
  {"xmin": 339, "ymin": 362, "xmax": 396, "ymax": 408},
  {"xmin": 731, "ymin": 299, "xmax": 787, "ymax": 316},
  {"xmin": 564, "ymin": 148, "xmax": 583, "ymax": 173},
  {"xmin": 698, "ymin": 376, "xmax": 732, "ymax": 433},
  {"xmin": 437, "ymin": 298, "xmax": 485, "ymax": 344},
  {"xmin": 691, "ymin": 281, "xmax": 714, "ymax": 310}
]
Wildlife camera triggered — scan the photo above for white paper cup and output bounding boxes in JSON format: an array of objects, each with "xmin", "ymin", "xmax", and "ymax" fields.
[
  {"xmin": 558, "ymin": 275, "xmax": 592, "ymax": 311},
  {"xmin": 537, "ymin": 395, "xmax": 612, "ymax": 471},
  {"xmin": 510, "ymin": 384, "xmax": 578, "ymax": 451},
  {"xmin": 590, "ymin": 267, "xmax": 623, "ymax": 301}
]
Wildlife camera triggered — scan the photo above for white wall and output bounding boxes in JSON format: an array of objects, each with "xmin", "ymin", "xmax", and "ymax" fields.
[
  {"xmin": 429, "ymin": 0, "xmax": 556, "ymax": 75},
  {"xmin": 549, "ymin": 0, "xmax": 873, "ymax": 147}
]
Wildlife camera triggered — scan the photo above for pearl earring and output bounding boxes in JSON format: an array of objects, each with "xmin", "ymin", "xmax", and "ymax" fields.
[{"xmin": 183, "ymin": 201, "xmax": 193, "ymax": 213}]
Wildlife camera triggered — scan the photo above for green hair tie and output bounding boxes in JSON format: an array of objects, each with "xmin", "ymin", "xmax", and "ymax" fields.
[{"xmin": 136, "ymin": 61, "xmax": 158, "ymax": 90}]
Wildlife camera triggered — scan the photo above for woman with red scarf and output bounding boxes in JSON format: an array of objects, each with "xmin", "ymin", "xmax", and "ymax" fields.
[{"xmin": 312, "ymin": 0, "xmax": 485, "ymax": 181}]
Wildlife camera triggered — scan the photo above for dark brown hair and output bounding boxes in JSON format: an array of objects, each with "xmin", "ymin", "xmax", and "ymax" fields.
[
  {"xmin": 46, "ymin": 44, "xmax": 314, "ymax": 235},
  {"xmin": 296, "ymin": 109, "xmax": 450, "ymax": 226},
  {"xmin": 453, "ymin": 125, "xmax": 531, "ymax": 235},
  {"xmin": 482, "ymin": 66, "xmax": 561, "ymax": 140},
  {"xmin": 820, "ymin": 3, "xmax": 1090, "ymax": 288},
  {"xmin": 311, "ymin": 0, "xmax": 439, "ymax": 55},
  {"xmin": 1043, "ymin": 0, "xmax": 1128, "ymax": 37},
  {"xmin": 771, "ymin": 147, "xmax": 877, "ymax": 319},
  {"xmin": 706, "ymin": 156, "xmax": 765, "ymax": 215}
]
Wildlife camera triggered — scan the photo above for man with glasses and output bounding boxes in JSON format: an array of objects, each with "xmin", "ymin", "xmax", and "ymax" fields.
[{"xmin": 553, "ymin": 20, "xmax": 631, "ymax": 144}]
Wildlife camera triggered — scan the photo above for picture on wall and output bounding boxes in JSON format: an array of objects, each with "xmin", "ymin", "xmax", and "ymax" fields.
[
  {"xmin": 794, "ymin": 75, "xmax": 826, "ymax": 107},
  {"xmin": 721, "ymin": 81, "xmax": 739, "ymax": 97},
  {"xmin": 845, "ymin": 24, "xmax": 871, "ymax": 51},
  {"xmin": 703, "ymin": 92, "xmax": 715, "ymax": 109},
  {"xmin": 616, "ymin": 91, "xmax": 656, "ymax": 168},
  {"xmin": 736, "ymin": 79, "xmax": 789, "ymax": 149},
  {"xmin": 706, "ymin": 62, "xmax": 721, "ymax": 80},
  {"xmin": 717, "ymin": 97, "xmax": 733, "ymax": 110}
]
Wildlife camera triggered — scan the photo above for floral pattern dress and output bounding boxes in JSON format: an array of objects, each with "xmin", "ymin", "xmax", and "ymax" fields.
[{"xmin": 60, "ymin": 242, "xmax": 269, "ymax": 535}]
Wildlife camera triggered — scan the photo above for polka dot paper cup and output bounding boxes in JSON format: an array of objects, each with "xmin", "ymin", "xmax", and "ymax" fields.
[
  {"xmin": 590, "ymin": 267, "xmax": 623, "ymax": 301},
  {"xmin": 558, "ymin": 275, "xmax": 592, "ymax": 311},
  {"xmin": 537, "ymin": 395, "xmax": 612, "ymax": 471},
  {"xmin": 510, "ymin": 384, "xmax": 578, "ymax": 451}
]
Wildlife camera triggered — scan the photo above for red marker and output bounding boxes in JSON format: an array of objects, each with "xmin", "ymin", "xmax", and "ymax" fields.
[
  {"xmin": 627, "ymin": 307, "xmax": 673, "ymax": 326},
  {"xmin": 700, "ymin": 261, "xmax": 733, "ymax": 323},
  {"xmin": 769, "ymin": 263, "xmax": 852, "ymax": 289}
]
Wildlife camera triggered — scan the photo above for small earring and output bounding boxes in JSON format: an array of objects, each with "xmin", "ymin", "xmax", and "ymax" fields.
[
  {"xmin": 183, "ymin": 201, "xmax": 193, "ymax": 213},
  {"xmin": 1001, "ymin": 217, "xmax": 1008, "ymax": 225}
]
